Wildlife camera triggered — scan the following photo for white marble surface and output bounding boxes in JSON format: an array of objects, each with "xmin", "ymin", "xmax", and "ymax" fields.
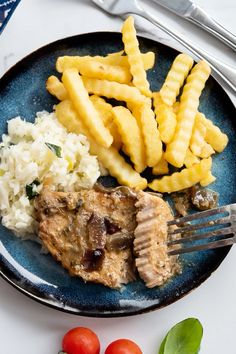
[{"xmin": 0, "ymin": 0, "xmax": 236, "ymax": 353}]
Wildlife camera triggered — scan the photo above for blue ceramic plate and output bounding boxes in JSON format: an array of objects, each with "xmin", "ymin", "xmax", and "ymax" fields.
[{"xmin": 0, "ymin": 32, "xmax": 236, "ymax": 317}]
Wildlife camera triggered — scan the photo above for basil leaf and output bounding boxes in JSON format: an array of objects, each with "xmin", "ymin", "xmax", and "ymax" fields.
[
  {"xmin": 162, "ymin": 318, "xmax": 203, "ymax": 354},
  {"xmin": 45, "ymin": 142, "xmax": 62, "ymax": 158},
  {"xmin": 159, "ymin": 330, "xmax": 199, "ymax": 354},
  {"xmin": 26, "ymin": 180, "xmax": 40, "ymax": 200},
  {"xmin": 158, "ymin": 334, "xmax": 167, "ymax": 354}
]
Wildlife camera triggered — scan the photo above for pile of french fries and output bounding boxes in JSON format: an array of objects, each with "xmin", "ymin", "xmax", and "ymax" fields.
[{"xmin": 46, "ymin": 16, "xmax": 228, "ymax": 193}]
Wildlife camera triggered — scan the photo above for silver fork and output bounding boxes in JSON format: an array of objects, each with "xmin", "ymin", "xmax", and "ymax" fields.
[
  {"xmin": 167, "ymin": 204, "xmax": 236, "ymax": 255},
  {"xmin": 92, "ymin": 0, "xmax": 236, "ymax": 93}
]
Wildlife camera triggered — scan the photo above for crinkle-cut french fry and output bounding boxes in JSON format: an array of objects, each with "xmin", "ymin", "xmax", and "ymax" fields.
[
  {"xmin": 200, "ymin": 171, "xmax": 216, "ymax": 187},
  {"xmin": 122, "ymin": 16, "xmax": 151, "ymax": 97},
  {"xmin": 153, "ymin": 91, "xmax": 177, "ymax": 143},
  {"xmin": 108, "ymin": 50, "xmax": 124, "ymax": 57},
  {"xmin": 62, "ymin": 68, "xmax": 113, "ymax": 148},
  {"xmin": 89, "ymin": 95, "xmax": 113, "ymax": 126},
  {"xmin": 126, "ymin": 97, "xmax": 152, "ymax": 113},
  {"xmin": 107, "ymin": 121, "xmax": 123, "ymax": 151},
  {"xmin": 184, "ymin": 148, "xmax": 200, "ymax": 168},
  {"xmin": 159, "ymin": 53, "xmax": 194, "ymax": 106},
  {"xmin": 45, "ymin": 78, "xmax": 123, "ymax": 150},
  {"xmin": 132, "ymin": 104, "xmax": 162, "ymax": 167},
  {"xmin": 173, "ymin": 101, "xmax": 180, "ymax": 114},
  {"xmin": 152, "ymin": 156, "xmax": 169, "ymax": 175},
  {"xmin": 112, "ymin": 106, "xmax": 146, "ymax": 173},
  {"xmin": 200, "ymin": 168, "xmax": 215, "ymax": 186},
  {"xmin": 108, "ymin": 51, "xmax": 155, "ymax": 70},
  {"xmin": 55, "ymin": 100, "xmax": 147, "ymax": 190},
  {"xmin": 82, "ymin": 77, "xmax": 147, "ymax": 105},
  {"xmin": 190, "ymin": 113, "xmax": 207, "ymax": 156},
  {"xmin": 199, "ymin": 142, "xmax": 215, "ymax": 158},
  {"xmin": 154, "ymin": 103, "xmax": 177, "ymax": 144},
  {"xmin": 122, "ymin": 144, "xmax": 129, "ymax": 156},
  {"xmin": 56, "ymin": 52, "xmax": 155, "ymax": 72},
  {"xmin": 126, "ymin": 101, "xmax": 136, "ymax": 112},
  {"xmin": 79, "ymin": 61, "xmax": 132, "ymax": 84},
  {"xmin": 56, "ymin": 55, "xmax": 125, "ymax": 72},
  {"xmin": 152, "ymin": 92, "xmax": 163, "ymax": 107},
  {"xmin": 149, "ymin": 157, "xmax": 212, "ymax": 193},
  {"xmin": 90, "ymin": 95, "xmax": 122, "ymax": 150},
  {"xmin": 196, "ymin": 112, "xmax": 228, "ymax": 152},
  {"xmin": 46, "ymin": 75, "xmax": 68, "ymax": 101},
  {"xmin": 93, "ymin": 144, "xmax": 147, "ymax": 190},
  {"xmin": 141, "ymin": 51, "xmax": 155, "ymax": 70},
  {"xmin": 165, "ymin": 60, "xmax": 211, "ymax": 168}
]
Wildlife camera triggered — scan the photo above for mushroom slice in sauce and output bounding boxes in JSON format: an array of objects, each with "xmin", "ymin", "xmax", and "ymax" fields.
[
  {"xmin": 94, "ymin": 183, "xmax": 138, "ymax": 198},
  {"xmin": 106, "ymin": 232, "xmax": 134, "ymax": 251},
  {"xmin": 104, "ymin": 217, "xmax": 121, "ymax": 235},
  {"xmin": 191, "ymin": 187, "xmax": 218, "ymax": 210},
  {"xmin": 82, "ymin": 249, "xmax": 105, "ymax": 271},
  {"xmin": 87, "ymin": 213, "xmax": 106, "ymax": 250}
]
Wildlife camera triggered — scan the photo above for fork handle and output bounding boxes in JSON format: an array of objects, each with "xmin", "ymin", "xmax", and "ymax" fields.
[
  {"xmin": 188, "ymin": 6, "xmax": 236, "ymax": 51},
  {"xmin": 134, "ymin": 7, "xmax": 236, "ymax": 92}
]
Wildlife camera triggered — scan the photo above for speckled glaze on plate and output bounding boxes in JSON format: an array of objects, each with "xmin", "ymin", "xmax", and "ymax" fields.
[{"xmin": 0, "ymin": 32, "xmax": 236, "ymax": 317}]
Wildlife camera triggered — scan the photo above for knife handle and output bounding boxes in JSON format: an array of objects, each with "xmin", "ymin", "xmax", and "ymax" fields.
[
  {"xmin": 188, "ymin": 5, "xmax": 236, "ymax": 51},
  {"xmin": 133, "ymin": 5, "xmax": 236, "ymax": 92}
]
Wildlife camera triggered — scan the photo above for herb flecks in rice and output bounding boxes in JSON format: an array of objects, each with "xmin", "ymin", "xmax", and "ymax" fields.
[{"xmin": 0, "ymin": 111, "xmax": 100, "ymax": 237}]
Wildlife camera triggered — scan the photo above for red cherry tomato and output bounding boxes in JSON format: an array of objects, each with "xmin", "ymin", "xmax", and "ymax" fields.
[
  {"xmin": 62, "ymin": 327, "xmax": 100, "ymax": 354},
  {"xmin": 105, "ymin": 339, "xmax": 142, "ymax": 354}
]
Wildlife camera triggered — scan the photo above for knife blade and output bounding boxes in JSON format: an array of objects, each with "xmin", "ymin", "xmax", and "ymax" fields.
[{"xmin": 150, "ymin": 0, "xmax": 236, "ymax": 51}]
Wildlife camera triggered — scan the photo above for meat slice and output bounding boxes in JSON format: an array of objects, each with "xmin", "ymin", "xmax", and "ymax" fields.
[
  {"xmin": 34, "ymin": 186, "xmax": 138, "ymax": 289},
  {"xmin": 35, "ymin": 186, "xmax": 180, "ymax": 289},
  {"xmin": 134, "ymin": 192, "xmax": 180, "ymax": 288}
]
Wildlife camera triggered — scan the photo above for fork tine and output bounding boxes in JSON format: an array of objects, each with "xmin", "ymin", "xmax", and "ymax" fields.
[
  {"xmin": 168, "ymin": 214, "xmax": 236, "ymax": 236},
  {"xmin": 168, "ymin": 226, "xmax": 235, "ymax": 245},
  {"xmin": 168, "ymin": 205, "xmax": 232, "ymax": 226},
  {"xmin": 168, "ymin": 236, "xmax": 236, "ymax": 256}
]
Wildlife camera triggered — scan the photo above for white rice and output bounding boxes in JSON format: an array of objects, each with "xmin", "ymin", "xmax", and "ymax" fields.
[{"xmin": 0, "ymin": 111, "xmax": 101, "ymax": 237}]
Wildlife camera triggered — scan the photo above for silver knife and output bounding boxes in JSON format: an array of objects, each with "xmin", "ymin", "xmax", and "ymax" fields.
[{"xmin": 150, "ymin": 0, "xmax": 236, "ymax": 51}]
